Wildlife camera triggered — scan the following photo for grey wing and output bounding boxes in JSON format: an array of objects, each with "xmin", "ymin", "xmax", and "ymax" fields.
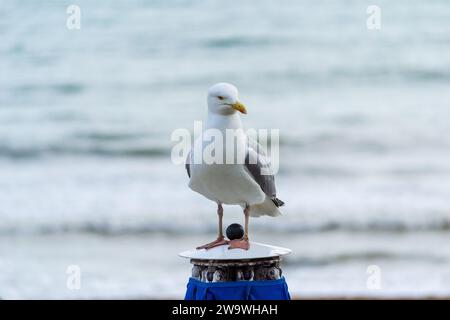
[{"xmin": 244, "ymin": 137, "xmax": 284, "ymax": 207}]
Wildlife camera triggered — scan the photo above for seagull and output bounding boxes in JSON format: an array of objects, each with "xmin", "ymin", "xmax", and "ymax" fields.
[{"xmin": 186, "ymin": 83, "xmax": 284, "ymax": 250}]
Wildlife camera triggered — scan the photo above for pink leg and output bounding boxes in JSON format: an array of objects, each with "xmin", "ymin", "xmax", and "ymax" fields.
[
  {"xmin": 197, "ymin": 204, "xmax": 229, "ymax": 250},
  {"xmin": 228, "ymin": 205, "xmax": 250, "ymax": 250}
]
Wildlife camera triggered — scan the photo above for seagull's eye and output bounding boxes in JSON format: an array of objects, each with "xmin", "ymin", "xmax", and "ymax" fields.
[{"xmin": 217, "ymin": 96, "xmax": 224, "ymax": 100}]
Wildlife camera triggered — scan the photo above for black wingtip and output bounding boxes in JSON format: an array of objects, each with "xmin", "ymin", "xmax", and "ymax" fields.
[{"xmin": 272, "ymin": 197, "xmax": 285, "ymax": 207}]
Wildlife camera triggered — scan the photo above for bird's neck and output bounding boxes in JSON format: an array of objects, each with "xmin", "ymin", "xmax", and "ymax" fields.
[{"xmin": 206, "ymin": 112, "xmax": 243, "ymax": 131}]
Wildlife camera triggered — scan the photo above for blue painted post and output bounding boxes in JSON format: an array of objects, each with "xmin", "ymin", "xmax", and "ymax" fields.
[{"xmin": 179, "ymin": 242, "xmax": 292, "ymax": 300}]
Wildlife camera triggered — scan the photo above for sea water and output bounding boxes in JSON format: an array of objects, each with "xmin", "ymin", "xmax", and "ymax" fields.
[{"xmin": 1, "ymin": 0, "xmax": 450, "ymax": 298}]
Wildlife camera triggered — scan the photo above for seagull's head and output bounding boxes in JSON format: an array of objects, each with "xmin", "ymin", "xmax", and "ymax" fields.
[{"xmin": 207, "ymin": 82, "xmax": 247, "ymax": 116}]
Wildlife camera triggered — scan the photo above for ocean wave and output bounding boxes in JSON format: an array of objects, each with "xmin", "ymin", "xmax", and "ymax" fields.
[
  {"xmin": 1, "ymin": 219, "xmax": 449, "ymax": 237},
  {"xmin": 0, "ymin": 144, "xmax": 169, "ymax": 159},
  {"xmin": 73, "ymin": 132, "xmax": 146, "ymax": 141},
  {"xmin": 12, "ymin": 131, "xmax": 441, "ymax": 160},
  {"xmin": 261, "ymin": 67, "xmax": 450, "ymax": 85},
  {"xmin": 202, "ymin": 36, "xmax": 283, "ymax": 49},
  {"xmin": 0, "ymin": 133, "xmax": 391, "ymax": 160},
  {"xmin": 13, "ymin": 82, "xmax": 85, "ymax": 95},
  {"xmin": 284, "ymin": 251, "xmax": 446, "ymax": 267}
]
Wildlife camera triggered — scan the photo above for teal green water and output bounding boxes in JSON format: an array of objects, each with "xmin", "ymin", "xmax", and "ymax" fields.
[{"xmin": 0, "ymin": 0, "xmax": 449, "ymax": 298}]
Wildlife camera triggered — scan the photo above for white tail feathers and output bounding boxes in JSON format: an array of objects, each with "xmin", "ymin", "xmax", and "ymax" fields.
[{"xmin": 249, "ymin": 196, "xmax": 283, "ymax": 218}]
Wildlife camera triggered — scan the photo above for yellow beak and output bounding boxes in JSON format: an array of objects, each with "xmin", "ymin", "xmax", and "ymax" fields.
[{"xmin": 231, "ymin": 101, "xmax": 247, "ymax": 114}]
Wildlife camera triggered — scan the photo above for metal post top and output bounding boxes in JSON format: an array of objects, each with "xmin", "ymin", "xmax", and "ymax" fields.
[{"xmin": 178, "ymin": 242, "xmax": 292, "ymax": 261}]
